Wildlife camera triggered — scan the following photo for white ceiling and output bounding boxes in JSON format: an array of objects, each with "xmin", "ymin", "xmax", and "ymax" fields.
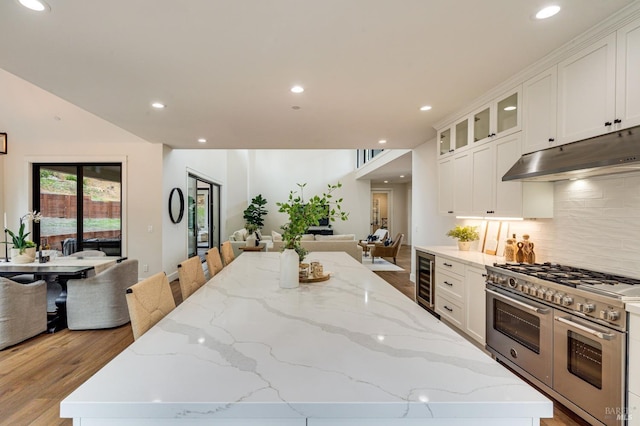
[{"xmin": 0, "ymin": 0, "xmax": 636, "ymax": 182}]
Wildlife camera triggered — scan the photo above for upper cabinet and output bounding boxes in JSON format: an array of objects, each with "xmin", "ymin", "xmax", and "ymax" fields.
[
  {"xmin": 522, "ymin": 66, "xmax": 558, "ymax": 154},
  {"xmin": 557, "ymin": 33, "xmax": 617, "ymax": 144},
  {"xmin": 437, "ymin": 116, "xmax": 471, "ymax": 158},
  {"xmin": 616, "ymin": 17, "xmax": 640, "ymax": 129}
]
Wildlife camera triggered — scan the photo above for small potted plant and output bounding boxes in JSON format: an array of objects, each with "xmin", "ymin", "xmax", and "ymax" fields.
[
  {"xmin": 446, "ymin": 225, "xmax": 479, "ymax": 251},
  {"xmin": 4, "ymin": 210, "xmax": 42, "ymax": 263},
  {"xmin": 243, "ymin": 194, "xmax": 268, "ymax": 247}
]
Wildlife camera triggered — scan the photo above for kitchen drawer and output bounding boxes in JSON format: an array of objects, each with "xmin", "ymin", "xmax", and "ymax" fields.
[
  {"xmin": 435, "ymin": 294, "xmax": 464, "ymax": 330},
  {"xmin": 629, "ymin": 313, "xmax": 640, "ymax": 394},
  {"xmin": 436, "ymin": 256, "xmax": 465, "ymax": 277},
  {"xmin": 436, "ymin": 271, "xmax": 464, "ymax": 301}
]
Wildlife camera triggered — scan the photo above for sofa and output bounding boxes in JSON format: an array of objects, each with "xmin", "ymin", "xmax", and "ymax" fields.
[
  {"xmin": 228, "ymin": 228, "xmax": 273, "ymax": 257},
  {"xmin": 270, "ymin": 232, "xmax": 362, "ymax": 262}
]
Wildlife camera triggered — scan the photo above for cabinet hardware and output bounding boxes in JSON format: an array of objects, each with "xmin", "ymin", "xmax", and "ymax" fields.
[
  {"xmin": 548, "ymin": 138, "xmax": 555, "ymax": 142},
  {"xmin": 449, "ymin": 149, "xmax": 454, "ymax": 153},
  {"xmin": 444, "ymin": 281, "xmax": 453, "ymax": 286},
  {"xmin": 443, "ymin": 262, "xmax": 453, "ymax": 267},
  {"xmin": 482, "ymin": 274, "xmax": 488, "ymax": 277},
  {"xmin": 444, "ymin": 305, "xmax": 453, "ymax": 312},
  {"xmin": 447, "ymin": 210, "xmax": 454, "ymax": 214},
  {"xmin": 605, "ymin": 121, "xmax": 612, "ymax": 126},
  {"xmin": 614, "ymin": 118, "xmax": 622, "ymax": 124}
]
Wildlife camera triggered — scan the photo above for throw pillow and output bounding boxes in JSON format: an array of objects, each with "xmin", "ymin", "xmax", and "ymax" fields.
[
  {"xmin": 301, "ymin": 234, "xmax": 315, "ymax": 241},
  {"xmin": 315, "ymin": 234, "xmax": 355, "ymax": 241},
  {"xmin": 233, "ymin": 229, "xmax": 246, "ymax": 242},
  {"xmin": 272, "ymin": 230, "xmax": 283, "ymax": 241},
  {"xmin": 384, "ymin": 238, "xmax": 393, "ymax": 246}
]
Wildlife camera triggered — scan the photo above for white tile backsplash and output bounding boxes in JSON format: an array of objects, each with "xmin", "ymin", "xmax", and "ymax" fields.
[{"xmin": 502, "ymin": 171, "xmax": 640, "ymax": 278}]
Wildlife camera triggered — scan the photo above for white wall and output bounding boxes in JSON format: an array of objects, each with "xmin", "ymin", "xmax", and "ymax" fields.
[
  {"xmin": 0, "ymin": 68, "xmax": 164, "ymax": 279},
  {"xmin": 247, "ymin": 150, "xmax": 370, "ymax": 239}
]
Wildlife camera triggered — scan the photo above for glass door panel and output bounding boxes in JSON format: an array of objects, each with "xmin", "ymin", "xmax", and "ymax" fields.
[
  {"xmin": 187, "ymin": 176, "xmax": 198, "ymax": 258},
  {"xmin": 474, "ymin": 108, "xmax": 491, "ymax": 142},
  {"xmin": 81, "ymin": 165, "xmax": 121, "ymax": 255},
  {"xmin": 38, "ymin": 165, "xmax": 78, "ymax": 255},
  {"xmin": 455, "ymin": 119, "xmax": 469, "ymax": 149},
  {"xmin": 439, "ymin": 129, "xmax": 451, "ymax": 155},
  {"xmin": 497, "ymin": 92, "xmax": 519, "ymax": 133}
]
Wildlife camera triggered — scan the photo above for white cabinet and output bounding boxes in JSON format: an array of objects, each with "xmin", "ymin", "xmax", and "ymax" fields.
[
  {"xmin": 557, "ymin": 33, "xmax": 617, "ymax": 144},
  {"xmin": 616, "ymin": 17, "xmax": 640, "ymax": 130},
  {"xmin": 471, "ymin": 144, "xmax": 494, "ymax": 216},
  {"xmin": 465, "ymin": 266, "xmax": 487, "ymax": 345},
  {"xmin": 471, "ymin": 87, "xmax": 522, "ymax": 146},
  {"xmin": 435, "ymin": 256, "xmax": 488, "ymax": 346},
  {"xmin": 438, "ymin": 151, "xmax": 473, "ymax": 216},
  {"xmin": 522, "ymin": 66, "xmax": 558, "ymax": 154}
]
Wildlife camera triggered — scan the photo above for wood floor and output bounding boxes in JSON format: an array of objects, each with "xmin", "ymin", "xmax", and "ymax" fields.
[{"xmin": 0, "ymin": 245, "xmax": 588, "ymax": 425}]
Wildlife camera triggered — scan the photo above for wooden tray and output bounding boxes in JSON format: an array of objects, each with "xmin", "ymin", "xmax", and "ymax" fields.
[{"xmin": 299, "ymin": 272, "xmax": 331, "ymax": 283}]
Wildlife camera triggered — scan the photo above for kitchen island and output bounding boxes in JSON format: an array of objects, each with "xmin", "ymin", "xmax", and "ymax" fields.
[{"xmin": 60, "ymin": 252, "xmax": 552, "ymax": 425}]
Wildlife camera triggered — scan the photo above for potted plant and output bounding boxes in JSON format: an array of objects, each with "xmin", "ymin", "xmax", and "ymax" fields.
[
  {"xmin": 276, "ymin": 183, "xmax": 348, "ymax": 288},
  {"xmin": 243, "ymin": 194, "xmax": 268, "ymax": 246},
  {"xmin": 446, "ymin": 225, "xmax": 479, "ymax": 251},
  {"xmin": 4, "ymin": 210, "xmax": 42, "ymax": 263}
]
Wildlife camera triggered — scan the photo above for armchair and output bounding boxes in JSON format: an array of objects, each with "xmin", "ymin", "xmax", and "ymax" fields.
[
  {"xmin": 358, "ymin": 228, "xmax": 389, "ymax": 257},
  {"xmin": 0, "ymin": 278, "xmax": 47, "ymax": 350},
  {"xmin": 371, "ymin": 233, "xmax": 404, "ymax": 264}
]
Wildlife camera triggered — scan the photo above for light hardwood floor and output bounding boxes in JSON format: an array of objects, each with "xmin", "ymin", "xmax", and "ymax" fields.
[{"xmin": 0, "ymin": 246, "xmax": 588, "ymax": 425}]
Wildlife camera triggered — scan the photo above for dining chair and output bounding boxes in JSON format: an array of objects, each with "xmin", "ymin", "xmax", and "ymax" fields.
[
  {"xmin": 371, "ymin": 233, "xmax": 404, "ymax": 264},
  {"xmin": 220, "ymin": 241, "xmax": 235, "ymax": 266},
  {"xmin": 205, "ymin": 247, "xmax": 224, "ymax": 279},
  {"xmin": 177, "ymin": 256, "xmax": 207, "ymax": 301},
  {"xmin": 0, "ymin": 277, "xmax": 47, "ymax": 350},
  {"xmin": 125, "ymin": 272, "xmax": 176, "ymax": 340},
  {"xmin": 66, "ymin": 259, "xmax": 139, "ymax": 330},
  {"xmin": 68, "ymin": 250, "xmax": 106, "ymax": 257}
]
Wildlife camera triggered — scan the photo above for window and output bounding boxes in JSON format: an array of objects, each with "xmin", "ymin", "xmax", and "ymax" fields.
[{"xmin": 32, "ymin": 163, "xmax": 122, "ymax": 256}]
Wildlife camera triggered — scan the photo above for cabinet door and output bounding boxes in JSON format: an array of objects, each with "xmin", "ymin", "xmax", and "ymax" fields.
[
  {"xmin": 495, "ymin": 133, "xmax": 524, "ymax": 217},
  {"xmin": 453, "ymin": 152, "xmax": 473, "ymax": 215},
  {"xmin": 557, "ymin": 33, "xmax": 616, "ymax": 144},
  {"xmin": 522, "ymin": 66, "xmax": 557, "ymax": 154},
  {"xmin": 455, "ymin": 116, "xmax": 471, "ymax": 152},
  {"xmin": 495, "ymin": 88, "xmax": 522, "ymax": 138},
  {"xmin": 472, "ymin": 106, "xmax": 492, "ymax": 145},
  {"xmin": 616, "ymin": 17, "xmax": 640, "ymax": 129},
  {"xmin": 471, "ymin": 144, "xmax": 494, "ymax": 216},
  {"xmin": 438, "ymin": 127, "xmax": 453, "ymax": 157},
  {"xmin": 465, "ymin": 266, "xmax": 487, "ymax": 345},
  {"xmin": 438, "ymin": 158, "xmax": 454, "ymax": 215}
]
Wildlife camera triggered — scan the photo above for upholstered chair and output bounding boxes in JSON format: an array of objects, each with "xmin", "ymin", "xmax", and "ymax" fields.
[
  {"xmin": 66, "ymin": 259, "xmax": 139, "ymax": 330},
  {"xmin": 68, "ymin": 250, "xmax": 106, "ymax": 257},
  {"xmin": 125, "ymin": 272, "xmax": 176, "ymax": 340},
  {"xmin": 0, "ymin": 278, "xmax": 47, "ymax": 350},
  {"xmin": 205, "ymin": 247, "xmax": 224, "ymax": 279},
  {"xmin": 220, "ymin": 241, "xmax": 235, "ymax": 266},
  {"xmin": 371, "ymin": 233, "xmax": 404, "ymax": 264},
  {"xmin": 177, "ymin": 256, "xmax": 206, "ymax": 301}
]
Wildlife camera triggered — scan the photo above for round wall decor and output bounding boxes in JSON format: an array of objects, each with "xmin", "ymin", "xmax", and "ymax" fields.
[{"xmin": 168, "ymin": 187, "xmax": 184, "ymax": 224}]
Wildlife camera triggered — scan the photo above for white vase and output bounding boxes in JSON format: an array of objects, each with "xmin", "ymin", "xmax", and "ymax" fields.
[
  {"xmin": 245, "ymin": 234, "xmax": 257, "ymax": 247},
  {"xmin": 11, "ymin": 247, "xmax": 36, "ymax": 263},
  {"xmin": 457, "ymin": 241, "xmax": 472, "ymax": 251},
  {"xmin": 279, "ymin": 248, "xmax": 299, "ymax": 289}
]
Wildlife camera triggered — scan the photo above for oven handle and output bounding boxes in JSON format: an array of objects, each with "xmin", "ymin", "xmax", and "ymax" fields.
[
  {"xmin": 486, "ymin": 288, "xmax": 550, "ymax": 314},
  {"xmin": 555, "ymin": 316, "xmax": 615, "ymax": 341}
]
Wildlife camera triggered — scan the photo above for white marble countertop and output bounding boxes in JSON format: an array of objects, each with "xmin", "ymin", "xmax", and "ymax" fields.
[
  {"xmin": 60, "ymin": 252, "xmax": 551, "ymax": 423},
  {"xmin": 415, "ymin": 245, "xmax": 505, "ymax": 268}
]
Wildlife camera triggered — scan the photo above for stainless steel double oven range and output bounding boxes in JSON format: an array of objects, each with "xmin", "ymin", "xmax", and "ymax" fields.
[{"xmin": 486, "ymin": 262, "xmax": 640, "ymax": 426}]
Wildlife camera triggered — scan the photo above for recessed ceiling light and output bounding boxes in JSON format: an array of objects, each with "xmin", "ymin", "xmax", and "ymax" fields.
[
  {"xmin": 383, "ymin": 180, "xmax": 389, "ymax": 184},
  {"xmin": 378, "ymin": 139, "xmax": 387, "ymax": 144},
  {"xmin": 197, "ymin": 138, "xmax": 207, "ymax": 143},
  {"xmin": 535, "ymin": 5, "xmax": 560, "ymax": 19},
  {"xmin": 291, "ymin": 85, "xmax": 304, "ymax": 94},
  {"xmin": 151, "ymin": 102, "xmax": 166, "ymax": 109},
  {"xmin": 18, "ymin": 0, "xmax": 50, "ymax": 11},
  {"xmin": 503, "ymin": 106, "xmax": 517, "ymax": 111},
  {"xmin": 419, "ymin": 105, "xmax": 432, "ymax": 111},
  {"xmin": 400, "ymin": 175, "xmax": 405, "ymax": 178}
]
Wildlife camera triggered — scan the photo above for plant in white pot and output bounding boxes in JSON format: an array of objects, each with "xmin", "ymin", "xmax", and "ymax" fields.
[
  {"xmin": 243, "ymin": 194, "xmax": 268, "ymax": 247},
  {"xmin": 446, "ymin": 225, "xmax": 479, "ymax": 251},
  {"xmin": 276, "ymin": 183, "xmax": 348, "ymax": 288},
  {"xmin": 4, "ymin": 210, "xmax": 42, "ymax": 263}
]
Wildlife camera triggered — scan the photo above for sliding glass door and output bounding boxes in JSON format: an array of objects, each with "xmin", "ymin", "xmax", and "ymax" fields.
[{"xmin": 33, "ymin": 163, "xmax": 122, "ymax": 255}]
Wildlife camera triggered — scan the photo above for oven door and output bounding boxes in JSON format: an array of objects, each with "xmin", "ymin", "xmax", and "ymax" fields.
[
  {"xmin": 553, "ymin": 313, "xmax": 625, "ymax": 426},
  {"xmin": 486, "ymin": 286, "xmax": 554, "ymax": 387}
]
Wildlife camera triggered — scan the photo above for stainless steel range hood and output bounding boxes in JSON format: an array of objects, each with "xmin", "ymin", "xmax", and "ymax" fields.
[{"xmin": 502, "ymin": 126, "xmax": 640, "ymax": 182}]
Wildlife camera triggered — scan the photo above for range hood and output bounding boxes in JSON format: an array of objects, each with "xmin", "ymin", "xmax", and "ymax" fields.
[{"xmin": 502, "ymin": 126, "xmax": 640, "ymax": 182}]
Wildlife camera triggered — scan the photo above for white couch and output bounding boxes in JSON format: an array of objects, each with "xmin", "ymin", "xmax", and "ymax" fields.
[
  {"xmin": 270, "ymin": 232, "xmax": 362, "ymax": 262},
  {"xmin": 228, "ymin": 228, "xmax": 273, "ymax": 257}
]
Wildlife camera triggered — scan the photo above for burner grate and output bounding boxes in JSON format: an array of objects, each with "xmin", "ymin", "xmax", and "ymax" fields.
[{"xmin": 495, "ymin": 262, "xmax": 640, "ymax": 287}]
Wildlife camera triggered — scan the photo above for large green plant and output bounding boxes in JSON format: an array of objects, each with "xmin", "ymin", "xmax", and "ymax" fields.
[
  {"xmin": 276, "ymin": 183, "xmax": 348, "ymax": 259},
  {"xmin": 243, "ymin": 194, "xmax": 268, "ymax": 233}
]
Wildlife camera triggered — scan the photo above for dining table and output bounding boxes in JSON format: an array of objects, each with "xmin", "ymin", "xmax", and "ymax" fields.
[
  {"xmin": 60, "ymin": 251, "xmax": 552, "ymax": 425},
  {"xmin": 0, "ymin": 255, "xmax": 124, "ymax": 331}
]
